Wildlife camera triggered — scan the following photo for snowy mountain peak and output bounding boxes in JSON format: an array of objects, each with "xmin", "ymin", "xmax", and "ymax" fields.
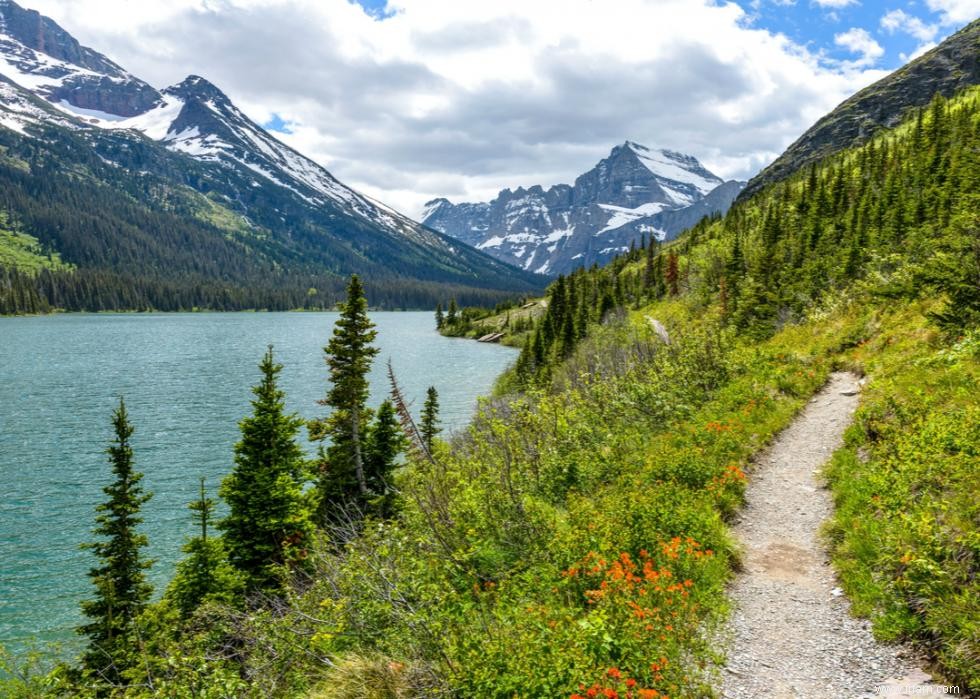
[
  {"xmin": 165, "ymin": 75, "xmax": 231, "ymax": 104},
  {"xmin": 425, "ymin": 141, "xmax": 743, "ymax": 276},
  {"xmin": 0, "ymin": 2, "xmax": 467, "ymax": 253},
  {"xmin": 618, "ymin": 140, "xmax": 723, "ymax": 198}
]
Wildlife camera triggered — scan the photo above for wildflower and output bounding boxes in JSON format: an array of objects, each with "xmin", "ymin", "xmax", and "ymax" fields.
[
  {"xmin": 626, "ymin": 678, "xmax": 637, "ymax": 688},
  {"xmin": 607, "ymin": 667, "xmax": 622, "ymax": 679}
]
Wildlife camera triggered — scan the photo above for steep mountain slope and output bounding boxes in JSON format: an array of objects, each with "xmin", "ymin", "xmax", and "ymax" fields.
[
  {"xmin": 0, "ymin": 1, "xmax": 543, "ymax": 311},
  {"xmin": 741, "ymin": 16, "xmax": 980, "ymax": 200},
  {"xmin": 423, "ymin": 141, "xmax": 743, "ymax": 276}
]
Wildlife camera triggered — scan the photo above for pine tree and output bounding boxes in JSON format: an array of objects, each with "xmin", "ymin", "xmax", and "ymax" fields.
[
  {"xmin": 926, "ymin": 202, "xmax": 980, "ymax": 333},
  {"xmin": 315, "ymin": 275, "xmax": 381, "ymax": 514},
  {"xmin": 79, "ymin": 398, "xmax": 153, "ymax": 683},
  {"xmin": 435, "ymin": 302, "xmax": 445, "ymax": 330},
  {"xmin": 447, "ymin": 299, "xmax": 458, "ymax": 325},
  {"xmin": 220, "ymin": 347, "xmax": 312, "ymax": 594},
  {"xmin": 363, "ymin": 400, "xmax": 405, "ymax": 517},
  {"xmin": 420, "ymin": 386, "xmax": 441, "ymax": 453},
  {"xmin": 643, "ymin": 239, "xmax": 656, "ymax": 289},
  {"xmin": 167, "ymin": 478, "xmax": 243, "ymax": 617},
  {"xmin": 665, "ymin": 252, "xmax": 680, "ymax": 296}
]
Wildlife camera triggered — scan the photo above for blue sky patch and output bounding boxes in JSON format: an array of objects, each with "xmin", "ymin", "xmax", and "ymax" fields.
[
  {"xmin": 737, "ymin": 0, "xmax": 971, "ymax": 69},
  {"xmin": 263, "ymin": 113, "xmax": 293, "ymax": 134},
  {"xmin": 351, "ymin": 0, "xmax": 396, "ymax": 21}
]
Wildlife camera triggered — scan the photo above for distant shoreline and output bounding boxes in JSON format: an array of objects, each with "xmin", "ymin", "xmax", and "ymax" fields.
[{"xmin": 0, "ymin": 307, "xmax": 441, "ymax": 318}]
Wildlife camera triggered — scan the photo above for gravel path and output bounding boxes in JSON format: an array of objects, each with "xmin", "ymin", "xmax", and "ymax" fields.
[{"xmin": 720, "ymin": 372, "xmax": 935, "ymax": 699}]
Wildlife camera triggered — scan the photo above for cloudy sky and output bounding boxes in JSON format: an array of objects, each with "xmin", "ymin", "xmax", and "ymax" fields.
[{"xmin": 24, "ymin": 0, "xmax": 980, "ymax": 218}]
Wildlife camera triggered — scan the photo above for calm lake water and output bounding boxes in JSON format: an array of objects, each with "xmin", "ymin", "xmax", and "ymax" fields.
[{"xmin": 0, "ymin": 312, "xmax": 516, "ymax": 655}]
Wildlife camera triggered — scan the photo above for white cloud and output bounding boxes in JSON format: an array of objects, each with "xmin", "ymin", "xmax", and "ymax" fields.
[
  {"xmin": 881, "ymin": 9, "xmax": 939, "ymax": 42},
  {"xmin": 834, "ymin": 27, "xmax": 885, "ymax": 66},
  {"xmin": 813, "ymin": 0, "xmax": 858, "ymax": 8},
  {"xmin": 925, "ymin": 0, "xmax": 980, "ymax": 24},
  {"xmin": 23, "ymin": 0, "xmax": 890, "ymax": 217}
]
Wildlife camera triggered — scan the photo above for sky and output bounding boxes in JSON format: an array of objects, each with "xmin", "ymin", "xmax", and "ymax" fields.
[{"xmin": 21, "ymin": 0, "xmax": 980, "ymax": 218}]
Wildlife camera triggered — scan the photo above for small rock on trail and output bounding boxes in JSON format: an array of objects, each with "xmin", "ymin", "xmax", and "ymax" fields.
[{"xmin": 720, "ymin": 372, "xmax": 936, "ymax": 699}]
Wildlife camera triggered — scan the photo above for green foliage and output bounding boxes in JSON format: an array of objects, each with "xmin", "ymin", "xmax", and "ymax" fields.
[
  {"xmin": 166, "ymin": 478, "xmax": 243, "ymax": 617},
  {"xmin": 419, "ymin": 387, "xmax": 440, "ymax": 453},
  {"xmin": 313, "ymin": 275, "xmax": 381, "ymax": 517},
  {"xmin": 921, "ymin": 199, "xmax": 980, "ymax": 334},
  {"xmin": 363, "ymin": 399, "xmax": 406, "ymax": 518},
  {"xmin": 825, "ymin": 305, "xmax": 980, "ymax": 693},
  {"xmin": 79, "ymin": 398, "xmax": 154, "ymax": 685},
  {"xmin": 219, "ymin": 347, "xmax": 312, "ymax": 595}
]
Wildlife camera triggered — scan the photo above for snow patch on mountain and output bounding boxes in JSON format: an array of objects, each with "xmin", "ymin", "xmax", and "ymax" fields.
[
  {"xmin": 105, "ymin": 96, "xmax": 184, "ymax": 138},
  {"xmin": 598, "ymin": 202, "xmax": 669, "ymax": 234},
  {"xmin": 626, "ymin": 142, "xmax": 722, "ymax": 196}
]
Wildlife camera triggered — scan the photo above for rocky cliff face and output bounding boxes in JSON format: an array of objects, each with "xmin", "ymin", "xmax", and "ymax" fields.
[
  {"xmin": 424, "ymin": 141, "xmax": 743, "ymax": 276},
  {"xmin": 741, "ymin": 18, "xmax": 980, "ymax": 200}
]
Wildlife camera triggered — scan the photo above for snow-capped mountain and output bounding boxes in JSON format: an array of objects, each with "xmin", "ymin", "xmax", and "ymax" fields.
[
  {"xmin": 0, "ymin": 0, "xmax": 541, "ymax": 307},
  {"xmin": 424, "ymin": 141, "xmax": 744, "ymax": 276}
]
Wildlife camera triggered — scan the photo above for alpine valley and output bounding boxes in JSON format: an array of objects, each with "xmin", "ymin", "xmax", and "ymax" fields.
[
  {"xmin": 422, "ymin": 141, "xmax": 744, "ymax": 276},
  {"xmin": 0, "ymin": 0, "xmax": 544, "ymax": 312}
]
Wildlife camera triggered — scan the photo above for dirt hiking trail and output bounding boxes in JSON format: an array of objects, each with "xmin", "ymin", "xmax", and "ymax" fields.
[{"xmin": 720, "ymin": 372, "xmax": 938, "ymax": 699}]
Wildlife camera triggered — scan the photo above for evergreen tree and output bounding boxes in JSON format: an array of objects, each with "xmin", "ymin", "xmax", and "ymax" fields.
[
  {"xmin": 79, "ymin": 398, "xmax": 153, "ymax": 683},
  {"xmin": 665, "ymin": 252, "xmax": 680, "ymax": 296},
  {"xmin": 167, "ymin": 478, "xmax": 243, "ymax": 617},
  {"xmin": 435, "ymin": 302, "xmax": 445, "ymax": 330},
  {"xmin": 220, "ymin": 347, "xmax": 311, "ymax": 594},
  {"xmin": 314, "ymin": 275, "xmax": 381, "ymax": 515},
  {"xmin": 420, "ymin": 386, "xmax": 441, "ymax": 453},
  {"xmin": 447, "ymin": 299, "xmax": 458, "ymax": 325},
  {"xmin": 643, "ymin": 239, "xmax": 656, "ymax": 289},
  {"xmin": 925, "ymin": 203, "xmax": 980, "ymax": 333},
  {"xmin": 363, "ymin": 400, "xmax": 405, "ymax": 517}
]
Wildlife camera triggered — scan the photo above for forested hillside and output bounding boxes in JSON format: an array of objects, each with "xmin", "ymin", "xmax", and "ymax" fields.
[{"xmin": 0, "ymin": 113, "xmax": 542, "ymax": 312}]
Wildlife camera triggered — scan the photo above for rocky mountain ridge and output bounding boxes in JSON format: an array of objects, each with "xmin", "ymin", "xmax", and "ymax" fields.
[
  {"xmin": 741, "ymin": 17, "xmax": 980, "ymax": 200},
  {"xmin": 424, "ymin": 141, "xmax": 743, "ymax": 276}
]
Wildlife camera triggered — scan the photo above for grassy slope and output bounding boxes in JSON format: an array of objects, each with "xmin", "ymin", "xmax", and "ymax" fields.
[
  {"xmin": 828, "ymin": 302, "xmax": 979, "ymax": 687},
  {"xmin": 0, "ymin": 212, "xmax": 71, "ymax": 274},
  {"xmin": 439, "ymin": 298, "xmax": 547, "ymax": 347}
]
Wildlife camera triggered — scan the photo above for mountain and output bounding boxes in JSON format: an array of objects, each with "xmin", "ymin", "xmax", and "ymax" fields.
[
  {"xmin": 0, "ymin": 0, "xmax": 543, "ymax": 312},
  {"xmin": 422, "ymin": 141, "xmax": 743, "ymax": 276},
  {"xmin": 741, "ymin": 17, "xmax": 980, "ymax": 200}
]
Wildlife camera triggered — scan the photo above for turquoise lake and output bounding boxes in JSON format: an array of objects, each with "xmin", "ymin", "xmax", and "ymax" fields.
[{"xmin": 0, "ymin": 312, "xmax": 516, "ymax": 655}]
